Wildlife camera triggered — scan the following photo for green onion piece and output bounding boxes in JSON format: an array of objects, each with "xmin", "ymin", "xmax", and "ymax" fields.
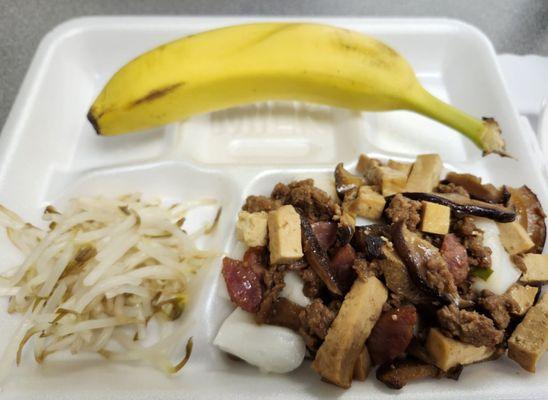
[{"xmin": 470, "ymin": 267, "xmax": 494, "ymax": 281}]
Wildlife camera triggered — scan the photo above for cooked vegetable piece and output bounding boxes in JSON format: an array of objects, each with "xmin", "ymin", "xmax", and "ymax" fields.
[
  {"xmin": 261, "ymin": 297, "xmax": 304, "ymax": 331},
  {"xmin": 281, "ymin": 271, "xmax": 311, "ymax": 307},
  {"xmin": 405, "ymin": 154, "xmax": 442, "ymax": 192},
  {"xmin": 470, "ymin": 267, "xmax": 494, "ymax": 280},
  {"xmin": 352, "ymin": 225, "xmax": 387, "ymax": 261},
  {"xmin": 398, "ymin": 192, "xmax": 516, "ymax": 222},
  {"xmin": 426, "ymin": 328, "xmax": 496, "ymax": 371},
  {"xmin": 367, "ymin": 306, "xmax": 417, "ymax": 365},
  {"xmin": 301, "ymin": 217, "xmax": 341, "ymax": 295},
  {"xmin": 379, "ymin": 244, "xmax": 430, "ymax": 304},
  {"xmin": 420, "ymin": 201, "xmax": 451, "ymax": 235},
  {"xmin": 445, "ymin": 172, "xmax": 503, "ymax": 203},
  {"xmin": 0, "ymin": 195, "xmax": 218, "ymax": 378},
  {"xmin": 440, "ymin": 234, "xmax": 469, "ymax": 285},
  {"xmin": 330, "ymin": 244, "xmax": 357, "ymax": 293},
  {"xmin": 312, "ymin": 276, "xmax": 388, "ymax": 388},
  {"xmin": 506, "ymin": 284, "xmax": 539, "ymax": 316},
  {"xmin": 498, "ymin": 220, "xmax": 535, "ymax": 255},
  {"xmin": 345, "ymin": 186, "xmax": 386, "ymax": 220},
  {"xmin": 336, "ymin": 218, "xmax": 355, "ymax": 246},
  {"xmin": 508, "ymin": 294, "xmax": 548, "ymax": 372},
  {"xmin": 236, "ymin": 211, "xmax": 268, "ymax": 247},
  {"xmin": 214, "ymin": 307, "xmax": 306, "ymax": 373},
  {"xmin": 222, "ymin": 257, "xmax": 263, "ymax": 313},
  {"xmin": 267, "ymin": 205, "xmax": 303, "ymax": 265},
  {"xmin": 376, "ymin": 358, "xmax": 443, "ymax": 389},
  {"xmin": 392, "ymin": 221, "xmax": 459, "ymax": 304},
  {"xmin": 471, "ymin": 218, "xmax": 521, "ymax": 295},
  {"xmin": 353, "ymin": 346, "xmax": 372, "ymax": 381},
  {"xmin": 507, "ymin": 186, "xmax": 546, "ymax": 253},
  {"xmin": 311, "ymin": 221, "xmax": 337, "ymax": 251},
  {"xmin": 334, "ymin": 163, "xmax": 365, "ymax": 199},
  {"xmin": 518, "ymin": 253, "xmax": 548, "ymax": 284}
]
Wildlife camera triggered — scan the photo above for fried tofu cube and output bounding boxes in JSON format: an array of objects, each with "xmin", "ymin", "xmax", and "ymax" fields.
[
  {"xmin": 508, "ymin": 294, "xmax": 548, "ymax": 372},
  {"xmin": 519, "ymin": 253, "xmax": 548, "ymax": 284},
  {"xmin": 356, "ymin": 155, "xmax": 408, "ymax": 196},
  {"xmin": 236, "ymin": 211, "xmax": 268, "ymax": 247},
  {"xmin": 405, "ymin": 154, "xmax": 442, "ymax": 192},
  {"xmin": 507, "ymin": 284, "xmax": 539, "ymax": 316},
  {"xmin": 426, "ymin": 328, "xmax": 495, "ymax": 371},
  {"xmin": 379, "ymin": 167, "xmax": 408, "ymax": 196},
  {"xmin": 312, "ymin": 276, "xmax": 387, "ymax": 388},
  {"xmin": 346, "ymin": 185, "xmax": 386, "ymax": 220},
  {"xmin": 267, "ymin": 205, "xmax": 303, "ymax": 265},
  {"xmin": 420, "ymin": 201, "xmax": 450, "ymax": 235},
  {"xmin": 387, "ymin": 160, "xmax": 413, "ymax": 176},
  {"xmin": 498, "ymin": 220, "xmax": 535, "ymax": 255},
  {"xmin": 357, "ymin": 154, "xmax": 383, "ymax": 184}
]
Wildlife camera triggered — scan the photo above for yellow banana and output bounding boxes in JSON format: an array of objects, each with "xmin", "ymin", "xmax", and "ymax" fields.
[{"xmin": 88, "ymin": 23, "xmax": 505, "ymax": 155}]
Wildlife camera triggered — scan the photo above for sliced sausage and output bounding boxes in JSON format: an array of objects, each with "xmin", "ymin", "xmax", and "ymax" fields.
[
  {"xmin": 367, "ymin": 305, "xmax": 417, "ymax": 365},
  {"xmin": 222, "ymin": 257, "xmax": 263, "ymax": 313},
  {"xmin": 440, "ymin": 234, "xmax": 469, "ymax": 285}
]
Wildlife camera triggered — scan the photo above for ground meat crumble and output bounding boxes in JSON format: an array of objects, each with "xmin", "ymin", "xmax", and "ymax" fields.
[
  {"xmin": 480, "ymin": 290, "xmax": 520, "ymax": 329},
  {"xmin": 453, "ymin": 217, "xmax": 492, "ymax": 270},
  {"xmin": 385, "ymin": 194, "xmax": 422, "ymax": 231},
  {"xmin": 271, "ymin": 179, "xmax": 337, "ymax": 222},
  {"xmin": 437, "ymin": 304, "xmax": 503, "ymax": 347}
]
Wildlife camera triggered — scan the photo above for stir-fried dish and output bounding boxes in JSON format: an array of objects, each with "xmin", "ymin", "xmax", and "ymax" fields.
[{"xmin": 216, "ymin": 153, "xmax": 547, "ymax": 389}]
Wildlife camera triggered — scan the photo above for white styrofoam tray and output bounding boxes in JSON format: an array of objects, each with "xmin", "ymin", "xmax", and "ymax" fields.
[{"xmin": 0, "ymin": 16, "xmax": 546, "ymax": 400}]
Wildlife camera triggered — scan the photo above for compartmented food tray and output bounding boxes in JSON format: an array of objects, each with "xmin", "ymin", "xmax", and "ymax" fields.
[{"xmin": 0, "ymin": 16, "xmax": 546, "ymax": 400}]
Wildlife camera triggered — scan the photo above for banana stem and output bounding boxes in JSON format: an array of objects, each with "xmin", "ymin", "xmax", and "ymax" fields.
[{"xmin": 406, "ymin": 88, "xmax": 507, "ymax": 156}]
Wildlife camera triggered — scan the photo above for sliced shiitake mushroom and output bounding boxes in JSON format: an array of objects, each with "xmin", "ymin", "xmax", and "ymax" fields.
[
  {"xmin": 391, "ymin": 221, "xmax": 460, "ymax": 305},
  {"xmin": 301, "ymin": 217, "xmax": 342, "ymax": 295},
  {"xmin": 507, "ymin": 185, "xmax": 546, "ymax": 253},
  {"xmin": 376, "ymin": 358, "xmax": 447, "ymax": 390},
  {"xmin": 393, "ymin": 192, "xmax": 515, "ymax": 222},
  {"xmin": 334, "ymin": 163, "xmax": 365, "ymax": 200},
  {"xmin": 444, "ymin": 172, "xmax": 504, "ymax": 203},
  {"xmin": 351, "ymin": 224, "xmax": 390, "ymax": 261}
]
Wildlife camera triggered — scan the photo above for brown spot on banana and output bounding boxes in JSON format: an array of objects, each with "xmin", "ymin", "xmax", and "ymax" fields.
[{"xmin": 131, "ymin": 82, "xmax": 185, "ymax": 107}]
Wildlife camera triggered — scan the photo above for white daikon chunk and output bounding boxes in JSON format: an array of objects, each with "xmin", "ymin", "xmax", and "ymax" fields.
[
  {"xmin": 280, "ymin": 271, "xmax": 310, "ymax": 307},
  {"xmin": 214, "ymin": 307, "xmax": 306, "ymax": 373},
  {"xmin": 472, "ymin": 218, "xmax": 521, "ymax": 295}
]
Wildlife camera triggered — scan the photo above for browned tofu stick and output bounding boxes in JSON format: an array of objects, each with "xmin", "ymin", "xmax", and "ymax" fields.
[
  {"xmin": 426, "ymin": 328, "xmax": 496, "ymax": 371},
  {"xmin": 517, "ymin": 254, "xmax": 548, "ymax": 285},
  {"xmin": 353, "ymin": 346, "xmax": 371, "ymax": 382},
  {"xmin": 508, "ymin": 294, "xmax": 548, "ymax": 372},
  {"xmin": 312, "ymin": 276, "xmax": 388, "ymax": 388}
]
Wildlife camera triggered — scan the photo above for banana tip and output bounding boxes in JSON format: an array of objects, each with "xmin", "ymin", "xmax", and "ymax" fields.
[{"xmin": 87, "ymin": 109, "xmax": 102, "ymax": 135}]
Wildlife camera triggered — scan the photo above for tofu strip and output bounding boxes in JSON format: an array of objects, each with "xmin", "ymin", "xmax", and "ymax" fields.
[
  {"xmin": 508, "ymin": 294, "xmax": 548, "ymax": 372},
  {"xmin": 312, "ymin": 276, "xmax": 387, "ymax": 388}
]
